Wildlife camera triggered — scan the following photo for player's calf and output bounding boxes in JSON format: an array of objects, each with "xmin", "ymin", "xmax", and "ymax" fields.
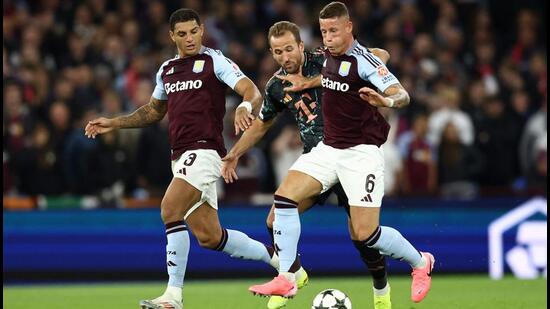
[{"xmin": 352, "ymin": 239, "xmax": 388, "ymax": 289}]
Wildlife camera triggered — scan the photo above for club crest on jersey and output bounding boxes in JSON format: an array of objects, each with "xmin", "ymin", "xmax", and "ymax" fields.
[
  {"xmin": 377, "ymin": 66, "xmax": 389, "ymax": 76},
  {"xmin": 192, "ymin": 60, "xmax": 205, "ymax": 73},
  {"xmin": 338, "ymin": 61, "xmax": 351, "ymax": 76}
]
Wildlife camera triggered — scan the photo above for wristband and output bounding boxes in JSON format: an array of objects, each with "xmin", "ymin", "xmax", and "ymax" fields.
[
  {"xmin": 238, "ymin": 101, "xmax": 252, "ymax": 113},
  {"xmin": 385, "ymin": 98, "xmax": 395, "ymax": 108}
]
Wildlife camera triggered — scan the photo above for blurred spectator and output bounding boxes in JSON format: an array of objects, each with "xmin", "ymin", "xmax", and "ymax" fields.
[
  {"xmin": 437, "ymin": 122, "xmax": 484, "ymax": 199},
  {"xmin": 427, "ymin": 87, "xmax": 475, "ymax": 146},
  {"xmin": 532, "ymin": 132, "xmax": 547, "ymax": 194},
  {"xmin": 135, "ymin": 117, "xmax": 172, "ymax": 198},
  {"xmin": 87, "ymin": 130, "xmax": 130, "ymax": 206},
  {"xmin": 4, "ymin": 81, "xmax": 32, "ymax": 153},
  {"xmin": 4, "ymin": 121, "xmax": 15, "ymax": 194},
  {"xmin": 379, "ymin": 108, "xmax": 404, "ymax": 196},
  {"xmin": 398, "ymin": 113, "xmax": 437, "ymax": 196},
  {"xmin": 14, "ymin": 122, "xmax": 65, "ymax": 195},
  {"xmin": 476, "ymin": 97, "xmax": 522, "ymax": 188},
  {"xmin": 519, "ymin": 100, "xmax": 547, "ymax": 189},
  {"xmin": 382, "ymin": 140, "xmax": 402, "ymax": 197},
  {"xmin": 48, "ymin": 101, "xmax": 72, "ymax": 161},
  {"xmin": 62, "ymin": 108, "xmax": 99, "ymax": 194}
]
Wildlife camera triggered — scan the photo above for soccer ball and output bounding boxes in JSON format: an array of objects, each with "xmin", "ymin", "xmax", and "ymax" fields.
[{"xmin": 311, "ymin": 289, "xmax": 352, "ymax": 309}]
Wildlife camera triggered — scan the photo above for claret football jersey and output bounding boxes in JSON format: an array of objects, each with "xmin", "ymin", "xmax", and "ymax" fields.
[
  {"xmin": 321, "ymin": 40, "xmax": 399, "ymax": 148},
  {"xmin": 152, "ymin": 46, "xmax": 246, "ymax": 160}
]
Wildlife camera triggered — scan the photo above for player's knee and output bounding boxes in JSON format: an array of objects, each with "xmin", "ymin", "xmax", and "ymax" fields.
[
  {"xmin": 194, "ymin": 229, "xmax": 221, "ymax": 249},
  {"xmin": 354, "ymin": 225, "xmax": 379, "ymax": 242},
  {"xmin": 274, "ymin": 187, "xmax": 291, "ymax": 199},
  {"xmin": 160, "ymin": 204, "xmax": 181, "ymax": 224}
]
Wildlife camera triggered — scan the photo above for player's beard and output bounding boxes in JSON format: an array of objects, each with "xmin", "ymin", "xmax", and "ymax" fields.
[{"xmin": 284, "ymin": 61, "xmax": 299, "ymax": 74}]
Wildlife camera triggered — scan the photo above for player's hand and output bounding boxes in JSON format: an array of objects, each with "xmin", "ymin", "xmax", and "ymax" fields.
[
  {"xmin": 221, "ymin": 152, "xmax": 239, "ymax": 183},
  {"xmin": 276, "ymin": 73, "xmax": 309, "ymax": 92},
  {"xmin": 85, "ymin": 117, "xmax": 116, "ymax": 139},
  {"xmin": 358, "ymin": 87, "xmax": 391, "ymax": 108},
  {"xmin": 234, "ymin": 106, "xmax": 255, "ymax": 135}
]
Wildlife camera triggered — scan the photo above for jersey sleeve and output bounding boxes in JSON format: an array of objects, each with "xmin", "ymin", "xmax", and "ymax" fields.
[
  {"xmin": 258, "ymin": 79, "xmax": 286, "ymax": 122},
  {"xmin": 357, "ymin": 51, "xmax": 399, "ymax": 92},
  {"xmin": 208, "ymin": 49, "xmax": 247, "ymax": 90},
  {"xmin": 152, "ymin": 64, "xmax": 167, "ymax": 100}
]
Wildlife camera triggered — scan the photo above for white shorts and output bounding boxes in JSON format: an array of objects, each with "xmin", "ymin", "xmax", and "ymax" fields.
[
  {"xmin": 171, "ymin": 149, "xmax": 221, "ymax": 219},
  {"xmin": 289, "ymin": 141, "xmax": 385, "ymax": 207}
]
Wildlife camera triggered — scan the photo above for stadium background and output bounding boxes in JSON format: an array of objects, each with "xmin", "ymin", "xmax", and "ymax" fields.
[{"xmin": 3, "ymin": 0, "xmax": 547, "ymax": 308}]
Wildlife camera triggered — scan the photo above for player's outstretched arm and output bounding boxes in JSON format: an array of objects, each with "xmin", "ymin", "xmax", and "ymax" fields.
[
  {"xmin": 85, "ymin": 96, "xmax": 167, "ymax": 138},
  {"xmin": 221, "ymin": 118, "xmax": 275, "ymax": 183},
  {"xmin": 232, "ymin": 77, "xmax": 263, "ymax": 135},
  {"xmin": 276, "ymin": 74, "xmax": 322, "ymax": 92},
  {"xmin": 358, "ymin": 83, "xmax": 410, "ymax": 109},
  {"xmin": 368, "ymin": 48, "xmax": 390, "ymax": 64}
]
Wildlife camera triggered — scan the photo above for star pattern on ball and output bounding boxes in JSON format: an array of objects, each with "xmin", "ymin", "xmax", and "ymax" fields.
[{"xmin": 333, "ymin": 297, "xmax": 349, "ymax": 309}]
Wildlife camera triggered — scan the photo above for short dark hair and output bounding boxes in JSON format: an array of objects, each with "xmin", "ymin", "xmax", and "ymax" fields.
[
  {"xmin": 268, "ymin": 21, "xmax": 302, "ymax": 45},
  {"xmin": 169, "ymin": 8, "xmax": 201, "ymax": 30},
  {"xmin": 319, "ymin": 1, "xmax": 349, "ymax": 19}
]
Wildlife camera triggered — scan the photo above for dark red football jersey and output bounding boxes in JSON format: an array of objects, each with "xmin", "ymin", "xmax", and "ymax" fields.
[
  {"xmin": 321, "ymin": 40, "xmax": 400, "ymax": 148},
  {"xmin": 152, "ymin": 46, "xmax": 246, "ymax": 160}
]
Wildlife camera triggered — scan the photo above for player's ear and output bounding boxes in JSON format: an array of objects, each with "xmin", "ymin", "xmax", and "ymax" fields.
[
  {"xmin": 169, "ymin": 30, "xmax": 176, "ymax": 43},
  {"xmin": 298, "ymin": 41, "xmax": 304, "ymax": 53},
  {"xmin": 199, "ymin": 24, "xmax": 205, "ymax": 37},
  {"xmin": 346, "ymin": 20, "xmax": 353, "ymax": 34}
]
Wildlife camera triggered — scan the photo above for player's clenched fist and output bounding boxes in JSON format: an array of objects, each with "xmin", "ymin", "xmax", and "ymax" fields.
[{"xmin": 85, "ymin": 117, "xmax": 116, "ymax": 139}]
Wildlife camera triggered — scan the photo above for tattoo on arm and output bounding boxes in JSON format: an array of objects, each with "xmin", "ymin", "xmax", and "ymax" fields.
[
  {"xmin": 116, "ymin": 97, "xmax": 167, "ymax": 128},
  {"xmin": 384, "ymin": 84, "xmax": 410, "ymax": 109}
]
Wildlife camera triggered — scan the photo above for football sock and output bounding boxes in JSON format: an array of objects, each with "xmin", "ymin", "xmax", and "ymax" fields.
[
  {"xmin": 267, "ymin": 222, "xmax": 301, "ymax": 272},
  {"xmin": 352, "ymin": 240, "xmax": 388, "ymax": 289},
  {"xmin": 163, "ymin": 286, "xmax": 183, "ymax": 301},
  {"xmin": 216, "ymin": 228, "xmax": 272, "ymax": 264},
  {"xmin": 373, "ymin": 283, "xmax": 390, "ymax": 296},
  {"xmin": 366, "ymin": 226, "xmax": 423, "ymax": 268},
  {"xmin": 273, "ymin": 195, "xmax": 300, "ymax": 274},
  {"xmin": 267, "ymin": 225, "xmax": 275, "ymax": 246},
  {"xmin": 165, "ymin": 221, "xmax": 189, "ymax": 294}
]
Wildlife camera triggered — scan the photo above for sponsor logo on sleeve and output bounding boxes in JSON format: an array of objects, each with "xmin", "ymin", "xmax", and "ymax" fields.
[{"xmin": 377, "ymin": 66, "xmax": 389, "ymax": 76}]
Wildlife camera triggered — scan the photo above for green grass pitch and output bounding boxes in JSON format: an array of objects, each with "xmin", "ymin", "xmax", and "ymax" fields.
[{"xmin": 3, "ymin": 275, "xmax": 546, "ymax": 308}]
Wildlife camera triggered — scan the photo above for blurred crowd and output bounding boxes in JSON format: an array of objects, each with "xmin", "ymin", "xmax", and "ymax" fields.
[{"xmin": 3, "ymin": 0, "xmax": 547, "ymax": 203}]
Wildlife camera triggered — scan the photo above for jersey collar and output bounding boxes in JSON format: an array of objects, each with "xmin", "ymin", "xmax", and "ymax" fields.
[
  {"xmin": 175, "ymin": 45, "xmax": 207, "ymax": 58},
  {"xmin": 344, "ymin": 39, "xmax": 360, "ymax": 56}
]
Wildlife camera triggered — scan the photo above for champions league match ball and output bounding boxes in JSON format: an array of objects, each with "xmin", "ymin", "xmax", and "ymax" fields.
[{"xmin": 311, "ymin": 289, "xmax": 352, "ymax": 309}]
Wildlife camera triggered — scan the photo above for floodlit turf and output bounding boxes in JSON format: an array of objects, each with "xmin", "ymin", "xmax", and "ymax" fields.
[{"xmin": 3, "ymin": 275, "xmax": 546, "ymax": 309}]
